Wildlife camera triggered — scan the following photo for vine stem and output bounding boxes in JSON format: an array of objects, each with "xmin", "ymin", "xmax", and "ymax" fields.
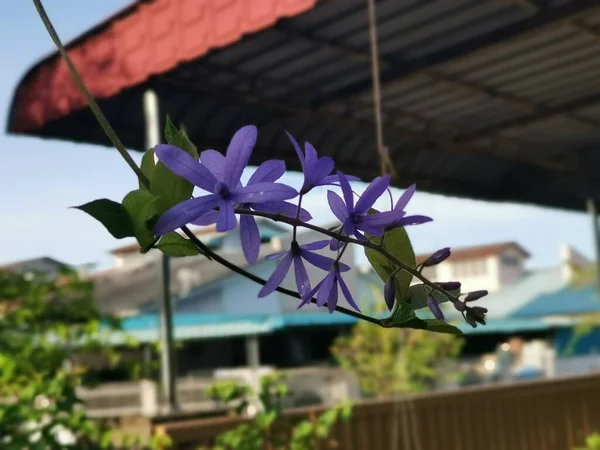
[
  {"xmin": 235, "ymin": 208, "xmax": 460, "ymax": 305},
  {"xmin": 31, "ymin": 0, "xmax": 381, "ymax": 324}
]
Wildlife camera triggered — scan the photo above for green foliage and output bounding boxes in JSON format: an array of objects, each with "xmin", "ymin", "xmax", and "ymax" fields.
[
  {"xmin": 122, "ymin": 189, "xmax": 158, "ymax": 250},
  {"xmin": 332, "ymin": 289, "xmax": 463, "ymax": 396},
  {"xmin": 364, "ymin": 217, "xmax": 415, "ymax": 303},
  {"xmin": 76, "ymin": 120, "xmax": 209, "ymax": 258},
  {"xmin": 406, "ymin": 283, "xmax": 461, "ymax": 310},
  {"xmin": 150, "ymin": 117, "xmax": 199, "ymax": 213},
  {"xmin": 363, "ymin": 211, "xmax": 461, "ymax": 334},
  {"xmin": 0, "ymin": 269, "xmax": 169, "ymax": 449},
  {"xmin": 74, "ymin": 199, "xmax": 134, "ymax": 239},
  {"xmin": 139, "ymin": 148, "xmax": 156, "ymax": 192},
  {"xmin": 575, "ymin": 433, "xmax": 600, "ymax": 450},
  {"xmin": 199, "ymin": 372, "xmax": 352, "ymax": 450},
  {"xmin": 156, "ymin": 232, "xmax": 202, "ymax": 257}
]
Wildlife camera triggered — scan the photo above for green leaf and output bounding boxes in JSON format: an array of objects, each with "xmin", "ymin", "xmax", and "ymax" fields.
[
  {"xmin": 422, "ymin": 319, "xmax": 463, "ymax": 335},
  {"xmin": 139, "ymin": 148, "xmax": 156, "ymax": 191},
  {"xmin": 381, "ymin": 303, "xmax": 463, "ymax": 335},
  {"xmin": 164, "ymin": 115, "xmax": 177, "ymax": 144},
  {"xmin": 155, "ymin": 232, "xmax": 201, "ymax": 257},
  {"xmin": 165, "ymin": 115, "xmax": 198, "ymax": 159},
  {"xmin": 407, "ymin": 283, "xmax": 461, "ymax": 310},
  {"xmin": 151, "ymin": 119, "xmax": 199, "ymax": 213},
  {"xmin": 74, "ymin": 199, "xmax": 134, "ymax": 239},
  {"xmin": 122, "ymin": 190, "xmax": 157, "ymax": 249},
  {"xmin": 364, "ymin": 213, "xmax": 416, "ymax": 303}
]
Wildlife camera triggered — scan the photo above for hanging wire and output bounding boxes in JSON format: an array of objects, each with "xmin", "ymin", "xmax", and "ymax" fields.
[{"xmin": 366, "ymin": 0, "xmax": 395, "ymax": 177}]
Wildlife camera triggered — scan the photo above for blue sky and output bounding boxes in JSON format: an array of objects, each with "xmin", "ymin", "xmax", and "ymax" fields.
[{"xmin": 0, "ymin": 1, "xmax": 596, "ymax": 271}]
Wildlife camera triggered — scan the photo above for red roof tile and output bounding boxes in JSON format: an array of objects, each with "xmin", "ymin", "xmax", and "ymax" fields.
[{"xmin": 12, "ymin": 0, "xmax": 317, "ymax": 132}]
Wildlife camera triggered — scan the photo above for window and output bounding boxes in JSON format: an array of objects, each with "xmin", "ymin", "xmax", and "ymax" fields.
[
  {"xmin": 501, "ymin": 255, "xmax": 521, "ymax": 267},
  {"xmin": 453, "ymin": 259, "xmax": 486, "ymax": 277}
]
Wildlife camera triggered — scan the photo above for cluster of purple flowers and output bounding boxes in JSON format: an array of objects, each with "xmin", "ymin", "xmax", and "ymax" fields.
[{"xmin": 152, "ymin": 125, "xmax": 486, "ymax": 324}]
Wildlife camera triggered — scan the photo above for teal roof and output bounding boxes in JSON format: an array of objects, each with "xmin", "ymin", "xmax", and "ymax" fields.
[
  {"xmin": 105, "ymin": 311, "xmax": 557, "ymax": 344},
  {"xmin": 510, "ymin": 285, "xmax": 600, "ymax": 318}
]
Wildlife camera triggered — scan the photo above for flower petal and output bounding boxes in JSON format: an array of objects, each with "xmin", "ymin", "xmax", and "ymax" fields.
[
  {"xmin": 329, "ymin": 239, "xmax": 344, "ymax": 251},
  {"xmin": 285, "ymin": 131, "xmax": 305, "ymax": 169},
  {"xmin": 223, "ymin": 125, "xmax": 257, "ymax": 187},
  {"xmin": 320, "ymin": 174, "xmax": 361, "ymax": 186},
  {"xmin": 252, "ymin": 201, "xmax": 312, "ymax": 221},
  {"xmin": 338, "ymin": 274, "xmax": 360, "ymax": 312},
  {"xmin": 304, "ymin": 142, "xmax": 319, "ymax": 169},
  {"xmin": 266, "ymin": 251, "xmax": 289, "ymax": 260},
  {"xmin": 395, "ymin": 184, "xmax": 416, "ymax": 212},
  {"xmin": 307, "ymin": 156, "xmax": 334, "ymax": 186},
  {"xmin": 190, "ymin": 210, "xmax": 219, "ymax": 226},
  {"xmin": 156, "ymin": 144, "xmax": 218, "ymax": 191},
  {"xmin": 230, "ymin": 182, "xmax": 297, "ymax": 203},
  {"xmin": 393, "ymin": 215, "xmax": 433, "ymax": 227},
  {"xmin": 316, "ymin": 272, "xmax": 336, "ymax": 307},
  {"xmin": 300, "ymin": 279, "xmax": 323, "ymax": 308},
  {"xmin": 327, "ymin": 191, "xmax": 348, "ymax": 222},
  {"xmin": 293, "ymin": 255, "xmax": 311, "ymax": 299},
  {"xmin": 200, "ymin": 150, "xmax": 226, "ymax": 181},
  {"xmin": 248, "ymin": 160, "xmax": 286, "ymax": 185},
  {"xmin": 327, "ymin": 279, "xmax": 339, "ymax": 313},
  {"xmin": 258, "ymin": 252, "xmax": 293, "ymax": 297},
  {"xmin": 301, "ymin": 250, "xmax": 350, "ymax": 272},
  {"xmin": 337, "ymin": 172, "xmax": 354, "ymax": 212},
  {"xmin": 216, "ymin": 200, "xmax": 237, "ymax": 232},
  {"xmin": 154, "ymin": 195, "xmax": 219, "ymax": 235},
  {"xmin": 240, "ymin": 215, "xmax": 260, "ymax": 264},
  {"xmin": 300, "ymin": 240, "xmax": 330, "ymax": 251},
  {"xmin": 360, "ymin": 210, "xmax": 404, "ymax": 227},
  {"xmin": 354, "ymin": 174, "xmax": 391, "ymax": 215}
]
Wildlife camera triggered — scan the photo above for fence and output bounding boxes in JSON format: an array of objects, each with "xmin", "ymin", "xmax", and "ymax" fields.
[
  {"xmin": 155, "ymin": 372, "xmax": 600, "ymax": 450},
  {"xmin": 79, "ymin": 366, "xmax": 358, "ymax": 418}
]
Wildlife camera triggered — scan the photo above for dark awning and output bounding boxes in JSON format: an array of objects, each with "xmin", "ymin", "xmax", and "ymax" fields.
[{"xmin": 8, "ymin": 0, "xmax": 600, "ymax": 211}]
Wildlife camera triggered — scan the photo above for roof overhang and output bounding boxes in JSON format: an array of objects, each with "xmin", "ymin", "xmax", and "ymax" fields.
[{"xmin": 8, "ymin": 0, "xmax": 600, "ymax": 211}]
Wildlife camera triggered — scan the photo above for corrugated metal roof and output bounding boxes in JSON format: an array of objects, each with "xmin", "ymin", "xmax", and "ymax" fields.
[
  {"xmin": 109, "ymin": 310, "xmax": 558, "ymax": 343},
  {"xmin": 511, "ymin": 284, "xmax": 600, "ymax": 318},
  {"xmin": 8, "ymin": 0, "xmax": 600, "ymax": 211}
]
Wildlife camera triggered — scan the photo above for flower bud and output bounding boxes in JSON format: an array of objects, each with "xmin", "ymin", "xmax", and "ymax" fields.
[
  {"xmin": 436, "ymin": 281, "xmax": 461, "ymax": 291},
  {"xmin": 427, "ymin": 295, "xmax": 445, "ymax": 321},
  {"xmin": 453, "ymin": 301, "xmax": 466, "ymax": 312},
  {"xmin": 423, "ymin": 247, "xmax": 451, "ymax": 267},
  {"xmin": 465, "ymin": 309, "xmax": 477, "ymax": 328},
  {"xmin": 470, "ymin": 306, "xmax": 488, "ymax": 325},
  {"xmin": 384, "ymin": 275, "xmax": 396, "ymax": 312},
  {"xmin": 465, "ymin": 290, "xmax": 488, "ymax": 302}
]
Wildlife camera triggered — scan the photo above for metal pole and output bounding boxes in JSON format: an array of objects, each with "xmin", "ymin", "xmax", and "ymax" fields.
[
  {"xmin": 143, "ymin": 89, "xmax": 178, "ymax": 413},
  {"xmin": 586, "ymin": 198, "xmax": 600, "ymax": 295}
]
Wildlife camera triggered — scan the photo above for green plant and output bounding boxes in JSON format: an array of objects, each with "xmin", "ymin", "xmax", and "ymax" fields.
[
  {"xmin": 0, "ymin": 269, "xmax": 170, "ymax": 449},
  {"xmin": 331, "ymin": 288, "xmax": 463, "ymax": 397},
  {"xmin": 200, "ymin": 372, "xmax": 352, "ymax": 450},
  {"xmin": 575, "ymin": 433, "xmax": 600, "ymax": 450}
]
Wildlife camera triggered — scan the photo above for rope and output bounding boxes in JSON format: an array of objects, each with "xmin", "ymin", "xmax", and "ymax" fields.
[{"xmin": 366, "ymin": 0, "xmax": 395, "ymax": 177}]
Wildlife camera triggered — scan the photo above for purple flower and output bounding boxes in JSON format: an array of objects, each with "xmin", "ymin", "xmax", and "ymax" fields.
[
  {"xmin": 190, "ymin": 148, "xmax": 311, "ymax": 264},
  {"xmin": 427, "ymin": 295, "xmax": 445, "ymax": 320},
  {"xmin": 385, "ymin": 184, "xmax": 432, "ymax": 229},
  {"xmin": 423, "ymin": 248, "xmax": 451, "ymax": 267},
  {"xmin": 384, "ymin": 275, "xmax": 396, "ymax": 311},
  {"xmin": 285, "ymin": 132, "xmax": 358, "ymax": 195},
  {"xmin": 328, "ymin": 171, "xmax": 400, "ymax": 242},
  {"xmin": 303, "ymin": 261, "xmax": 359, "ymax": 313},
  {"xmin": 465, "ymin": 290, "xmax": 488, "ymax": 302},
  {"xmin": 258, "ymin": 240, "xmax": 349, "ymax": 300},
  {"xmin": 153, "ymin": 125, "xmax": 298, "ymax": 237}
]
